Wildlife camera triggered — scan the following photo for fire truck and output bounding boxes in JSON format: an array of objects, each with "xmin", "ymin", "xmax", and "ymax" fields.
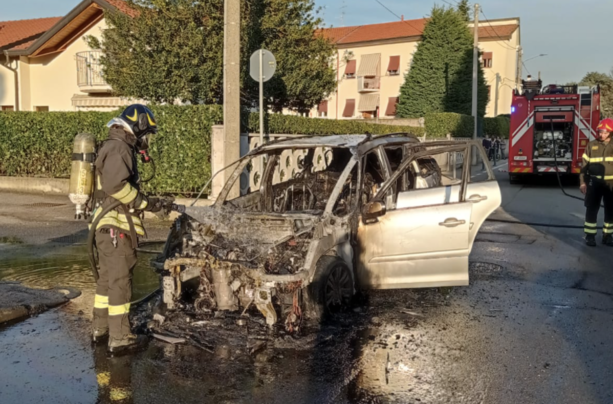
[{"xmin": 508, "ymin": 78, "xmax": 601, "ymax": 183}]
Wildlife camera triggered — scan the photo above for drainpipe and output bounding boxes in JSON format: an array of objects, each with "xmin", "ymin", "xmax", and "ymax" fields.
[
  {"xmin": 336, "ymin": 50, "xmax": 339, "ymax": 120},
  {"xmin": 2, "ymin": 51, "xmax": 19, "ymax": 111}
]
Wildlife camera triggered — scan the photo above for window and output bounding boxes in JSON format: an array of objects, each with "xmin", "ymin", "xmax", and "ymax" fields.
[
  {"xmin": 387, "ymin": 55, "xmax": 400, "ymax": 75},
  {"xmin": 35, "ymin": 106, "xmax": 49, "ymax": 112},
  {"xmin": 342, "ymin": 99, "xmax": 356, "ymax": 118},
  {"xmin": 345, "ymin": 59, "xmax": 356, "ymax": 79},
  {"xmin": 482, "ymin": 52, "xmax": 493, "ymax": 68},
  {"xmin": 1, "ymin": 106, "xmax": 14, "ymax": 111},
  {"xmin": 392, "ymin": 146, "xmax": 467, "ymax": 209},
  {"xmin": 317, "ymin": 100, "xmax": 328, "ymax": 118},
  {"xmin": 385, "ymin": 97, "xmax": 399, "ymax": 116}
]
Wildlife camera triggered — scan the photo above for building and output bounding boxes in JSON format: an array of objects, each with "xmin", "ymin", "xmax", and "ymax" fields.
[
  {"xmin": 316, "ymin": 17, "xmax": 521, "ymax": 119},
  {"xmin": 0, "ymin": 0, "xmax": 140, "ymax": 112}
]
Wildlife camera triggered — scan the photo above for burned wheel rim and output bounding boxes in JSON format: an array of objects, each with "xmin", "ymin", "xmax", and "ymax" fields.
[{"xmin": 324, "ymin": 264, "xmax": 353, "ymax": 314}]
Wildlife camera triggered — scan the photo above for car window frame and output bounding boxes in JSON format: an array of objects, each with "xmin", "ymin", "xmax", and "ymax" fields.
[{"xmin": 371, "ymin": 143, "xmax": 471, "ymax": 207}]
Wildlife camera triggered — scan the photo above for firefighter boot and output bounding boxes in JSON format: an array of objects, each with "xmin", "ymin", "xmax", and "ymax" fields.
[
  {"xmin": 585, "ymin": 234, "xmax": 597, "ymax": 247},
  {"xmin": 108, "ymin": 334, "xmax": 148, "ymax": 356},
  {"xmin": 92, "ymin": 328, "xmax": 109, "ymax": 344},
  {"xmin": 603, "ymin": 234, "xmax": 613, "ymax": 247}
]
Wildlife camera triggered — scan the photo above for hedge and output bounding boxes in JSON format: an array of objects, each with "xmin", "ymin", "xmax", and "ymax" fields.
[
  {"xmin": 0, "ymin": 106, "xmax": 222, "ymax": 194},
  {"xmin": 424, "ymin": 112, "xmax": 510, "ymax": 138},
  {"xmin": 247, "ymin": 113, "xmax": 426, "ymax": 136},
  {"xmin": 0, "ymin": 106, "xmax": 424, "ymax": 194}
]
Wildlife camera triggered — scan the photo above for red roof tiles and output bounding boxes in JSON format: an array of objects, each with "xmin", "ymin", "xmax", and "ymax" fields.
[
  {"xmin": 322, "ymin": 19, "xmax": 518, "ymax": 45},
  {"xmin": 0, "ymin": 17, "xmax": 62, "ymax": 51},
  {"xmin": 103, "ymin": 0, "xmax": 139, "ymax": 18}
]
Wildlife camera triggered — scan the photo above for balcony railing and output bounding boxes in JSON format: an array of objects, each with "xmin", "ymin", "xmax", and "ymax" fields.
[
  {"xmin": 76, "ymin": 51, "xmax": 111, "ymax": 93},
  {"xmin": 358, "ymin": 76, "xmax": 380, "ymax": 92}
]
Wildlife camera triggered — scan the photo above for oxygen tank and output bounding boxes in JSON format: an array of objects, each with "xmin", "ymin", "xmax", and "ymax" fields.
[{"xmin": 68, "ymin": 133, "xmax": 96, "ymax": 220}]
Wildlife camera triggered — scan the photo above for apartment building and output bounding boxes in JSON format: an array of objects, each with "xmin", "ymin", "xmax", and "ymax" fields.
[{"xmin": 315, "ymin": 17, "xmax": 521, "ymax": 119}]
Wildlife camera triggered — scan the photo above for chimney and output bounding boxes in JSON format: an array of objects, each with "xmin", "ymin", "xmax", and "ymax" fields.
[{"xmin": 401, "ymin": 15, "xmax": 404, "ymax": 21}]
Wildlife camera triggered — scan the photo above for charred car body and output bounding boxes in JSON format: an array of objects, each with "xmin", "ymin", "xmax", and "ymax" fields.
[{"xmin": 153, "ymin": 134, "xmax": 501, "ymax": 331}]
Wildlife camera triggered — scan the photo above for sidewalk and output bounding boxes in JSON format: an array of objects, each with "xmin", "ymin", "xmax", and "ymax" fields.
[{"xmin": 0, "ymin": 192, "xmax": 174, "ymax": 245}]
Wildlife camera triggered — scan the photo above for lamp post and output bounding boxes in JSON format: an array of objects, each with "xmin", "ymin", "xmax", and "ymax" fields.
[{"xmin": 524, "ymin": 54, "xmax": 547, "ymax": 63}]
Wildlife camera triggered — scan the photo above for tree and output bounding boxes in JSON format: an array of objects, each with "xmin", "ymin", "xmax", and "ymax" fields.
[
  {"xmin": 90, "ymin": 0, "xmax": 335, "ymax": 113},
  {"xmin": 580, "ymin": 71, "xmax": 613, "ymax": 118},
  {"xmin": 457, "ymin": 0, "xmax": 471, "ymax": 22},
  {"xmin": 396, "ymin": 5, "xmax": 488, "ymax": 118}
]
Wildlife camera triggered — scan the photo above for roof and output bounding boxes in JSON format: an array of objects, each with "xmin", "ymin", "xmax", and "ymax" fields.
[
  {"xmin": 0, "ymin": 17, "xmax": 62, "ymax": 51},
  {"xmin": 322, "ymin": 19, "xmax": 519, "ymax": 45},
  {"xmin": 4, "ymin": 0, "xmax": 138, "ymax": 57},
  {"xmin": 102, "ymin": 0, "xmax": 139, "ymax": 18}
]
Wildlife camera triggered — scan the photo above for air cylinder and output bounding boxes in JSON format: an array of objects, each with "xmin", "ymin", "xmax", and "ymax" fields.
[{"xmin": 68, "ymin": 133, "xmax": 96, "ymax": 220}]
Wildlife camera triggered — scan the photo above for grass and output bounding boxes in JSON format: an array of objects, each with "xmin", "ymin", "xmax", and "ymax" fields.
[{"xmin": 0, "ymin": 236, "xmax": 24, "ymax": 245}]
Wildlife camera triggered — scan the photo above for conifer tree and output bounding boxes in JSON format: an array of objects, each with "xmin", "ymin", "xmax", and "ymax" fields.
[{"xmin": 397, "ymin": 4, "xmax": 488, "ymax": 118}]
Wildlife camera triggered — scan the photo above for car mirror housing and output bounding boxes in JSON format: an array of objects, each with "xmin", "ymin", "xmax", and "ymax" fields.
[{"xmin": 362, "ymin": 201, "xmax": 386, "ymax": 223}]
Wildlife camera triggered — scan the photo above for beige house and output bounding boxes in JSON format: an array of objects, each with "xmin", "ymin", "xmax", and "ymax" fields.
[
  {"xmin": 315, "ymin": 17, "xmax": 521, "ymax": 119},
  {"xmin": 0, "ymin": 0, "xmax": 140, "ymax": 112}
]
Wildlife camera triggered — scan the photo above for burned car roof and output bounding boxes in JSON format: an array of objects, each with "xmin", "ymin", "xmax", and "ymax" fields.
[{"xmin": 251, "ymin": 134, "xmax": 420, "ymax": 155}]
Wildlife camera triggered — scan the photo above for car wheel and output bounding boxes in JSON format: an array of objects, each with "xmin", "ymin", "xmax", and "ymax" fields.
[
  {"xmin": 509, "ymin": 174, "xmax": 521, "ymax": 185},
  {"xmin": 307, "ymin": 256, "xmax": 355, "ymax": 321}
]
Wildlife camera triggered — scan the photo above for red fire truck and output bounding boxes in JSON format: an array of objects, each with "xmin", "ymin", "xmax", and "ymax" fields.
[{"xmin": 508, "ymin": 79, "xmax": 601, "ymax": 183}]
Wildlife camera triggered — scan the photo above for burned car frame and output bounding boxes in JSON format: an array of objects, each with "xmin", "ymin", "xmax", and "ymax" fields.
[{"xmin": 154, "ymin": 134, "xmax": 501, "ymax": 330}]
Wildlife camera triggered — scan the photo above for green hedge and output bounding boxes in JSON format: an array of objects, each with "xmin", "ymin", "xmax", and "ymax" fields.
[
  {"xmin": 248, "ymin": 113, "xmax": 426, "ymax": 136},
  {"xmin": 424, "ymin": 112, "xmax": 510, "ymax": 138},
  {"xmin": 0, "ymin": 106, "xmax": 424, "ymax": 194},
  {"xmin": 0, "ymin": 105, "xmax": 222, "ymax": 194}
]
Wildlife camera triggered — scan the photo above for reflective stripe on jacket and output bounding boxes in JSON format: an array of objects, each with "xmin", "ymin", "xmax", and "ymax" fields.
[
  {"xmin": 93, "ymin": 127, "xmax": 148, "ymax": 236},
  {"xmin": 581, "ymin": 139, "xmax": 613, "ymax": 184}
]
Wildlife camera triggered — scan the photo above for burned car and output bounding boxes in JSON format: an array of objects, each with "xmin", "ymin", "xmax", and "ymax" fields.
[{"xmin": 154, "ymin": 134, "xmax": 501, "ymax": 330}]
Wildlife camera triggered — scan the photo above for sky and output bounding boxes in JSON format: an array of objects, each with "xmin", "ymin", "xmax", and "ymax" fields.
[{"xmin": 3, "ymin": 0, "xmax": 613, "ymax": 84}]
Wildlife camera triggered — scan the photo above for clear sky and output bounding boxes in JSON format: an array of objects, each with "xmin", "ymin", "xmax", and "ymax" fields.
[{"xmin": 4, "ymin": 0, "xmax": 613, "ymax": 84}]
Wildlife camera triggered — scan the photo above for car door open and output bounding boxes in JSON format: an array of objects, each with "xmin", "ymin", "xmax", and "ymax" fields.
[{"xmin": 357, "ymin": 143, "xmax": 474, "ymax": 289}]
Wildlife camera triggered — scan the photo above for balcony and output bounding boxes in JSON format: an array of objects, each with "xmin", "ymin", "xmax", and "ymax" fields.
[
  {"xmin": 76, "ymin": 51, "xmax": 112, "ymax": 93},
  {"xmin": 358, "ymin": 76, "xmax": 380, "ymax": 93}
]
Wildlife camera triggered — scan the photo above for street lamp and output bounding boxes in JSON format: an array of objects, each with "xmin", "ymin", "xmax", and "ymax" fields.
[{"xmin": 524, "ymin": 54, "xmax": 547, "ymax": 63}]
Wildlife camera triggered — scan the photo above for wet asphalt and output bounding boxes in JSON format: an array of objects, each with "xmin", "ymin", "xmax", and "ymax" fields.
[{"xmin": 2, "ymin": 165, "xmax": 613, "ymax": 404}]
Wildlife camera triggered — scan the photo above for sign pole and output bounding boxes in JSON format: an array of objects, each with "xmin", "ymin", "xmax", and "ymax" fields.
[{"xmin": 259, "ymin": 49, "xmax": 264, "ymax": 147}]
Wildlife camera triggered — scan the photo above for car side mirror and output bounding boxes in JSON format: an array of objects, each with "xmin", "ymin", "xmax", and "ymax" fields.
[{"xmin": 362, "ymin": 201, "xmax": 386, "ymax": 223}]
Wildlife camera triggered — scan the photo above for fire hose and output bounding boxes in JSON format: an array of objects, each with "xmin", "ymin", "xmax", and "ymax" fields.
[{"xmin": 87, "ymin": 200, "xmax": 185, "ymax": 281}]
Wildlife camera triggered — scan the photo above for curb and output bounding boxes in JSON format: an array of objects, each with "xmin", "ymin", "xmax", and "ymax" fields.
[{"xmin": 0, "ymin": 176, "xmax": 69, "ymax": 195}]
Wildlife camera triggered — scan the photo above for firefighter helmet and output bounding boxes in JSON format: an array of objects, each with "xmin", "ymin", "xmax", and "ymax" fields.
[
  {"xmin": 106, "ymin": 104, "xmax": 157, "ymax": 139},
  {"xmin": 597, "ymin": 118, "xmax": 613, "ymax": 133}
]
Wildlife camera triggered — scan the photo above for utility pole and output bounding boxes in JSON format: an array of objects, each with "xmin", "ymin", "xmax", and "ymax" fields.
[
  {"xmin": 223, "ymin": 0, "xmax": 241, "ymax": 198},
  {"xmin": 472, "ymin": 3, "xmax": 479, "ymax": 142},
  {"xmin": 494, "ymin": 72, "xmax": 500, "ymax": 116},
  {"xmin": 515, "ymin": 45, "xmax": 523, "ymax": 88}
]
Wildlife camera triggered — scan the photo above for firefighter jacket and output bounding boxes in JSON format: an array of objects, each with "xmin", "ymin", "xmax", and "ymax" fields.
[
  {"xmin": 91, "ymin": 127, "xmax": 149, "ymax": 237},
  {"xmin": 580, "ymin": 139, "xmax": 613, "ymax": 186}
]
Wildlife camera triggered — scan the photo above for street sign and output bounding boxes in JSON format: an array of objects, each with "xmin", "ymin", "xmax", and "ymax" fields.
[{"xmin": 249, "ymin": 49, "xmax": 276, "ymax": 83}]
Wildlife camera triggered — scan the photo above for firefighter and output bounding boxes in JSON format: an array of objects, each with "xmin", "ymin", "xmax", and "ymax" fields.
[
  {"xmin": 92, "ymin": 104, "xmax": 170, "ymax": 353},
  {"xmin": 581, "ymin": 118, "xmax": 613, "ymax": 246}
]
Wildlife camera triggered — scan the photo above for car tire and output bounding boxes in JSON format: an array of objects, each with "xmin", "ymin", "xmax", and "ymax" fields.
[
  {"xmin": 509, "ymin": 174, "xmax": 521, "ymax": 185},
  {"xmin": 306, "ymin": 256, "xmax": 355, "ymax": 321}
]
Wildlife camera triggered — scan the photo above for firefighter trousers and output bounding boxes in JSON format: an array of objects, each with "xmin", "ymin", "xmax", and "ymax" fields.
[
  {"xmin": 584, "ymin": 180, "xmax": 613, "ymax": 236},
  {"xmin": 93, "ymin": 229, "xmax": 137, "ymax": 340}
]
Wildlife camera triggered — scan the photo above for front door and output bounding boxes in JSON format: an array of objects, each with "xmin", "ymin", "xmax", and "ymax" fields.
[{"xmin": 357, "ymin": 144, "xmax": 473, "ymax": 289}]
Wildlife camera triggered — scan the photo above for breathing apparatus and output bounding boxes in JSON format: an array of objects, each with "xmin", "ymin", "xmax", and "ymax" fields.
[{"xmin": 68, "ymin": 105, "xmax": 157, "ymax": 220}]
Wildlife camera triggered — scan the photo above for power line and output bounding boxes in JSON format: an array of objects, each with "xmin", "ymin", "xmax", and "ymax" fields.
[
  {"xmin": 374, "ymin": 0, "xmax": 425, "ymax": 33},
  {"xmin": 522, "ymin": 61, "xmax": 531, "ymax": 76},
  {"xmin": 479, "ymin": 8, "xmax": 517, "ymax": 51}
]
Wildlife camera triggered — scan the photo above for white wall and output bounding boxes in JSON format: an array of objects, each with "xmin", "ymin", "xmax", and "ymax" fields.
[
  {"xmin": 0, "ymin": 60, "xmax": 17, "ymax": 109},
  {"xmin": 26, "ymin": 19, "xmax": 107, "ymax": 111}
]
